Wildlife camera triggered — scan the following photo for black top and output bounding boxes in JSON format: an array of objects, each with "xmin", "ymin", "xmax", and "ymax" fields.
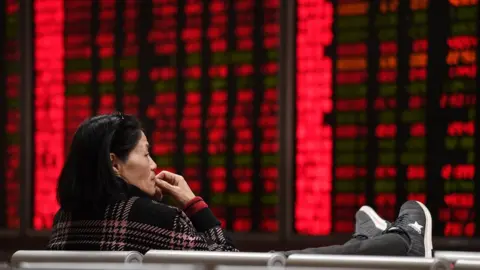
[{"xmin": 47, "ymin": 185, "xmax": 238, "ymax": 254}]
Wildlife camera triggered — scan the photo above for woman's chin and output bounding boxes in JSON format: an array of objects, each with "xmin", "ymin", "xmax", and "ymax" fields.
[
  {"xmin": 147, "ymin": 188, "xmax": 157, "ymax": 197},
  {"xmin": 138, "ymin": 186, "xmax": 156, "ymax": 197}
]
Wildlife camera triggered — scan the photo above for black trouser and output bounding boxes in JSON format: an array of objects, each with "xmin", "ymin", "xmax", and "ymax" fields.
[{"xmin": 283, "ymin": 233, "xmax": 409, "ymax": 256}]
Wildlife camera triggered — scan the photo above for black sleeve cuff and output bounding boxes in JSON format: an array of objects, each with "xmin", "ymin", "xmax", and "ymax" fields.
[{"xmin": 188, "ymin": 207, "xmax": 221, "ymax": 232}]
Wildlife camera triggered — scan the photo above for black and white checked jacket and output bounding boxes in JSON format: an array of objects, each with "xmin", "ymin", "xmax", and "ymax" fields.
[{"xmin": 47, "ymin": 186, "xmax": 238, "ymax": 254}]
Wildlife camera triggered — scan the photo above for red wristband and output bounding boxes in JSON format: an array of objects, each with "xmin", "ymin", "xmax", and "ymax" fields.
[
  {"xmin": 183, "ymin": 196, "xmax": 203, "ymax": 211},
  {"xmin": 183, "ymin": 197, "xmax": 208, "ymax": 217},
  {"xmin": 185, "ymin": 201, "xmax": 207, "ymax": 216}
]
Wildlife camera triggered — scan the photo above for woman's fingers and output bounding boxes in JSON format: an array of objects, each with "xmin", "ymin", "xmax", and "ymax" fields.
[
  {"xmin": 155, "ymin": 178, "xmax": 176, "ymax": 193},
  {"xmin": 156, "ymin": 170, "xmax": 180, "ymax": 185},
  {"xmin": 155, "ymin": 171, "xmax": 195, "ymax": 207},
  {"xmin": 154, "ymin": 186, "xmax": 163, "ymax": 200}
]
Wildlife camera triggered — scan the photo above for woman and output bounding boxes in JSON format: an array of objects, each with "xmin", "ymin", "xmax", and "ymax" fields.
[
  {"xmin": 48, "ymin": 113, "xmax": 237, "ymax": 253},
  {"xmin": 48, "ymin": 113, "xmax": 432, "ymax": 257}
]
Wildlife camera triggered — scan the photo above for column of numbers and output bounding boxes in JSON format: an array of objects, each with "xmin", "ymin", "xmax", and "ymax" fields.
[
  {"xmin": 207, "ymin": 0, "xmax": 228, "ymax": 227},
  {"xmin": 97, "ymin": 0, "xmax": 116, "ymax": 114},
  {"xmin": 148, "ymin": 0, "xmax": 177, "ymax": 172},
  {"xmin": 181, "ymin": 0, "xmax": 203, "ymax": 194},
  {"xmin": 439, "ymin": 0, "xmax": 477, "ymax": 237}
]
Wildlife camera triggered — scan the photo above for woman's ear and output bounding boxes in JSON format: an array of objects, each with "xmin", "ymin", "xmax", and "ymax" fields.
[{"xmin": 110, "ymin": 153, "xmax": 120, "ymax": 175}]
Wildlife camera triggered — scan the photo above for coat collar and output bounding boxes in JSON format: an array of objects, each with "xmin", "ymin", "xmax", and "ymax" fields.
[{"xmin": 111, "ymin": 176, "xmax": 158, "ymax": 202}]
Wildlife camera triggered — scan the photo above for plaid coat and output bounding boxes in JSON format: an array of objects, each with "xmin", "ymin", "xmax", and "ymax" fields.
[{"xmin": 47, "ymin": 186, "xmax": 238, "ymax": 254}]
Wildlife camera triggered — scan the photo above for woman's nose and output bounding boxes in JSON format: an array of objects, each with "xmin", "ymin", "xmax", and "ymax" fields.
[{"xmin": 150, "ymin": 157, "xmax": 157, "ymax": 170}]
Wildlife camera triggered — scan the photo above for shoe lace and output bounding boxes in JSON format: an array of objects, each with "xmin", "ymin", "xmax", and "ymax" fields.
[
  {"xmin": 351, "ymin": 233, "xmax": 368, "ymax": 240},
  {"xmin": 385, "ymin": 214, "xmax": 408, "ymax": 234}
]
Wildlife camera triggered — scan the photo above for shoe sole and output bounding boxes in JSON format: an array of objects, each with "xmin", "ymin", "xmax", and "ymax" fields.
[
  {"xmin": 415, "ymin": 201, "xmax": 433, "ymax": 258},
  {"xmin": 359, "ymin": 205, "xmax": 387, "ymax": 231}
]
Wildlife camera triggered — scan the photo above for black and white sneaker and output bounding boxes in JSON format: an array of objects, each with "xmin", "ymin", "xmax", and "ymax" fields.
[
  {"xmin": 351, "ymin": 206, "xmax": 390, "ymax": 240},
  {"xmin": 387, "ymin": 201, "xmax": 433, "ymax": 258}
]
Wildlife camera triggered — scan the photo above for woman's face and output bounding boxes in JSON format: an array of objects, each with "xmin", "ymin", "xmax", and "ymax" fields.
[{"xmin": 113, "ymin": 132, "xmax": 158, "ymax": 196}]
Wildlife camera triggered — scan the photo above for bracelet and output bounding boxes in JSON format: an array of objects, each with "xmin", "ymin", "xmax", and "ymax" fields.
[
  {"xmin": 183, "ymin": 196, "xmax": 203, "ymax": 211},
  {"xmin": 185, "ymin": 200, "xmax": 208, "ymax": 217}
]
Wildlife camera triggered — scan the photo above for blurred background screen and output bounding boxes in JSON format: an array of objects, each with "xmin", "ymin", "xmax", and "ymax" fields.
[
  {"xmin": 0, "ymin": 0, "xmax": 21, "ymax": 230},
  {"xmin": 32, "ymin": 0, "xmax": 280, "ymax": 233},
  {"xmin": 293, "ymin": 0, "xmax": 478, "ymax": 238}
]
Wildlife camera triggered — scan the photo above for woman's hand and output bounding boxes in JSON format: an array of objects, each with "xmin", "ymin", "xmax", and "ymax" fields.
[
  {"xmin": 155, "ymin": 170, "xmax": 196, "ymax": 208},
  {"xmin": 154, "ymin": 186, "xmax": 163, "ymax": 200}
]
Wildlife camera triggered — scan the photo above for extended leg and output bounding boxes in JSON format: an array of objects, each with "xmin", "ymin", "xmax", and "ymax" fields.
[
  {"xmin": 283, "ymin": 233, "xmax": 408, "ymax": 256},
  {"xmin": 282, "ymin": 201, "xmax": 433, "ymax": 258}
]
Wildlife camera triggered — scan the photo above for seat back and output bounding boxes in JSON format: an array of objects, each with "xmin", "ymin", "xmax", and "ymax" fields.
[
  {"xmin": 143, "ymin": 250, "xmax": 286, "ymax": 267},
  {"xmin": 452, "ymin": 259, "xmax": 480, "ymax": 270},
  {"xmin": 12, "ymin": 262, "xmax": 145, "ymax": 270},
  {"xmin": 10, "ymin": 251, "xmax": 143, "ymax": 267},
  {"xmin": 434, "ymin": 251, "xmax": 480, "ymax": 263},
  {"xmin": 286, "ymin": 254, "xmax": 450, "ymax": 270}
]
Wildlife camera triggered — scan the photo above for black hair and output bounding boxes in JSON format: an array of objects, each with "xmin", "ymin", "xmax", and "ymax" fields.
[{"xmin": 57, "ymin": 112, "xmax": 142, "ymax": 211}]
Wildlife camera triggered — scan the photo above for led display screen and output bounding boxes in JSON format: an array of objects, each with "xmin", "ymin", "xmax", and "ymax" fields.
[
  {"xmin": 294, "ymin": 0, "xmax": 478, "ymax": 237},
  {"xmin": 32, "ymin": 0, "xmax": 279, "ymax": 233}
]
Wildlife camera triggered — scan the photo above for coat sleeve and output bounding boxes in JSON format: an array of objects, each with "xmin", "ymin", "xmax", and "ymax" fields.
[
  {"xmin": 135, "ymin": 198, "xmax": 238, "ymax": 252},
  {"xmin": 167, "ymin": 208, "xmax": 238, "ymax": 251}
]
